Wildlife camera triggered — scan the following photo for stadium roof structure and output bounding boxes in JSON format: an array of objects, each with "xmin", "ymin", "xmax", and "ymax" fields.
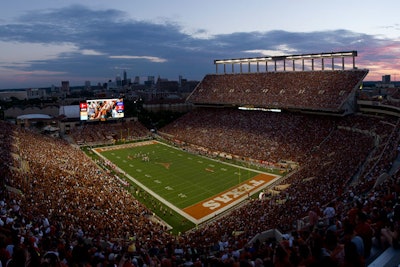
[{"xmin": 214, "ymin": 50, "xmax": 358, "ymax": 74}]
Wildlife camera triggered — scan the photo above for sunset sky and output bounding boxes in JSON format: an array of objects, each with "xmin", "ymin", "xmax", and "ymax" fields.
[{"xmin": 1, "ymin": 0, "xmax": 400, "ymax": 89}]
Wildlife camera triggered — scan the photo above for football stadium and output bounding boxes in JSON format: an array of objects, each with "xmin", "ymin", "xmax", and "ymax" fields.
[{"xmin": 1, "ymin": 51, "xmax": 400, "ymax": 266}]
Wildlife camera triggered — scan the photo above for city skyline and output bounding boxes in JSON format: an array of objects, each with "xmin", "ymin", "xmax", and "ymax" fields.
[{"xmin": 1, "ymin": 0, "xmax": 400, "ymax": 89}]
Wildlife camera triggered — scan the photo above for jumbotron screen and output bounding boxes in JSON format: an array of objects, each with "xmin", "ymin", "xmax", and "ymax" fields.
[{"xmin": 79, "ymin": 98, "xmax": 124, "ymax": 121}]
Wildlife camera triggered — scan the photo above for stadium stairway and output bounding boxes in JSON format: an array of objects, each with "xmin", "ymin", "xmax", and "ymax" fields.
[
  {"xmin": 367, "ymin": 155, "xmax": 400, "ymax": 267},
  {"xmin": 368, "ymin": 246, "xmax": 400, "ymax": 267}
]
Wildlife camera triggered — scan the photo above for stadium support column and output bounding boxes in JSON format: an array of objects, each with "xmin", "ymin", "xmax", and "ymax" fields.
[
  {"xmin": 332, "ymin": 58, "xmax": 334, "ymax": 70},
  {"xmin": 353, "ymin": 55, "xmax": 356, "ymax": 69},
  {"xmin": 302, "ymin": 59, "xmax": 305, "ymax": 71},
  {"xmin": 311, "ymin": 59, "xmax": 314, "ymax": 71},
  {"xmin": 322, "ymin": 58, "xmax": 324, "ymax": 70},
  {"xmin": 274, "ymin": 60, "xmax": 277, "ymax": 71},
  {"xmin": 292, "ymin": 60, "xmax": 295, "ymax": 71},
  {"xmin": 342, "ymin": 57, "xmax": 345, "ymax": 70}
]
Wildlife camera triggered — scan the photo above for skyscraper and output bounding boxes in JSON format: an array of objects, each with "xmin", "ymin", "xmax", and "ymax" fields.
[{"xmin": 61, "ymin": 81, "xmax": 70, "ymax": 95}]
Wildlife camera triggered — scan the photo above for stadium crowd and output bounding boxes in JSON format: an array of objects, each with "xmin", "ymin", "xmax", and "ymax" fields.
[
  {"xmin": 188, "ymin": 70, "xmax": 368, "ymax": 111},
  {"xmin": 69, "ymin": 120, "xmax": 150, "ymax": 146},
  {"xmin": 0, "ymin": 107, "xmax": 399, "ymax": 267}
]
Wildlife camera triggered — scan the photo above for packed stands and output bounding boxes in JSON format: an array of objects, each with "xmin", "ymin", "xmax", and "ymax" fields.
[
  {"xmin": 69, "ymin": 120, "xmax": 151, "ymax": 146},
  {"xmin": 0, "ymin": 122, "xmax": 169, "ymax": 266},
  {"xmin": 1, "ymin": 109, "xmax": 399, "ymax": 266},
  {"xmin": 1, "ymin": 56, "xmax": 400, "ymax": 266},
  {"xmin": 187, "ymin": 70, "xmax": 368, "ymax": 112},
  {"xmin": 159, "ymin": 109, "xmax": 397, "ymax": 230},
  {"xmin": 159, "ymin": 108, "xmax": 339, "ymax": 165}
]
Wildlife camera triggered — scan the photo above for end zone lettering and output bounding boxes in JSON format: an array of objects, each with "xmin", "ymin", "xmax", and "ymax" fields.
[
  {"xmin": 202, "ymin": 179, "xmax": 266, "ymax": 210},
  {"xmin": 182, "ymin": 173, "xmax": 276, "ymax": 221}
]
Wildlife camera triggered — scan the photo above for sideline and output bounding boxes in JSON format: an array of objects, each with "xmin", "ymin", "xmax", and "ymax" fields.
[{"xmin": 92, "ymin": 140, "xmax": 282, "ymax": 225}]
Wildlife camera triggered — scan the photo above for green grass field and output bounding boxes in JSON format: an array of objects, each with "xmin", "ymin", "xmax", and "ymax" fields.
[
  {"xmin": 93, "ymin": 141, "xmax": 280, "ymax": 233},
  {"xmin": 99, "ymin": 141, "xmax": 259, "ymax": 208}
]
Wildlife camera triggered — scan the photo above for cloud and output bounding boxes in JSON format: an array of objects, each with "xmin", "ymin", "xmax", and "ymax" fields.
[
  {"xmin": 81, "ymin": 49, "xmax": 105, "ymax": 56},
  {"xmin": 243, "ymin": 45, "xmax": 299, "ymax": 57},
  {"xmin": 17, "ymin": 70, "xmax": 67, "ymax": 76},
  {"xmin": 109, "ymin": 55, "xmax": 167, "ymax": 63},
  {"xmin": 0, "ymin": 5, "xmax": 399, "ymax": 88},
  {"xmin": 0, "ymin": 41, "xmax": 77, "ymax": 66}
]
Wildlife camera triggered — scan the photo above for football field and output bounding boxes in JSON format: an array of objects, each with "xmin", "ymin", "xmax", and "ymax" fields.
[{"xmin": 94, "ymin": 140, "xmax": 280, "ymax": 224}]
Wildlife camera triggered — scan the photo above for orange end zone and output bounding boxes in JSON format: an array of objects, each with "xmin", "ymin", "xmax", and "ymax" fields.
[{"xmin": 183, "ymin": 173, "xmax": 275, "ymax": 220}]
